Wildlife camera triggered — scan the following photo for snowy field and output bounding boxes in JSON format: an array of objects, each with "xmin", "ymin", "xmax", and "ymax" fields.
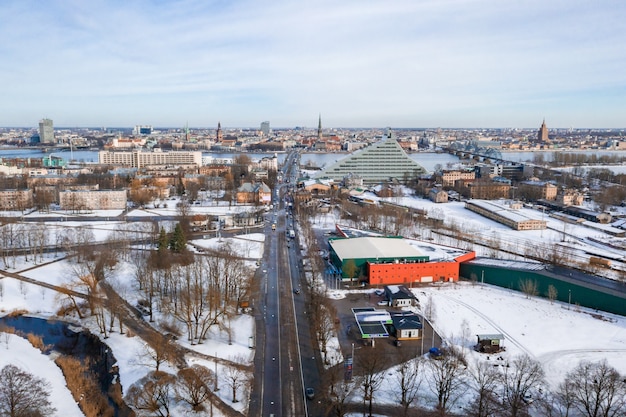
[
  {"xmin": 0, "ymin": 229, "xmax": 263, "ymax": 417},
  {"xmin": 1, "ymin": 192, "xmax": 625, "ymax": 415}
]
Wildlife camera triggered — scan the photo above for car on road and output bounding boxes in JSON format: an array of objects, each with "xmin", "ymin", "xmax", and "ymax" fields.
[
  {"xmin": 305, "ymin": 387, "xmax": 315, "ymax": 400},
  {"xmin": 294, "ymin": 288, "xmax": 301, "ymax": 294}
]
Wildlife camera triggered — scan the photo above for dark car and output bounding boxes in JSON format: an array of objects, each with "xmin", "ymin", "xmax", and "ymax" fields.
[{"xmin": 305, "ymin": 387, "xmax": 315, "ymax": 400}]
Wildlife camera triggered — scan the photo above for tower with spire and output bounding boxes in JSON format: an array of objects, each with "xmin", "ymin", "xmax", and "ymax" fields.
[
  {"xmin": 538, "ymin": 119, "xmax": 549, "ymax": 143},
  {"xmin": 216, "ymin": 122, "xmax": 223, "ymax": 142},
  {"xmin": 317, "ymin": 114, "xmax": 323, "ymax": 142}
]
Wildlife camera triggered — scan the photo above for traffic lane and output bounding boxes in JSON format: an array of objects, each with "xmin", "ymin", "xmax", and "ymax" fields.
[
  {"xmin": 262, "ymin": 232, "xmax": 282, "ymax": 416},
  {"xmin": 288, "ymin": 243, "xmax": 325, "ymax": 416}
]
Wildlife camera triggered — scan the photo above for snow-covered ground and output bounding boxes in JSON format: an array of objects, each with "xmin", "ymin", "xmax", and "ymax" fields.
[
  {"xmin": 0, "ymin": 228, "xmax": 263, "ymax": 417},
  {"xmin": 1, "ymin": 192, "xmax": 625, "ymax": 416},
  {"xmin": 0, "ymin": 334, "xmax": 84, "ymax": 417}
]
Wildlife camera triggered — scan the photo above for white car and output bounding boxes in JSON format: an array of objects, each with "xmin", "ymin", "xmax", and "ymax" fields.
[{"xmin": 377, "ymin": 300, "xmax": 388, "ymax": 306}]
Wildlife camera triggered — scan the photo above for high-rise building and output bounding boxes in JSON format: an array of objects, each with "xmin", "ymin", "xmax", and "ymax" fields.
[
  {"xmin": 38, "ymin": 118, "xmax": 54, "ymax": 144},
  {"xmin": 133, "ymin": 125, "xmax": 153, "ymax": 135},
  {"xmin": 260, "ymin": 121, "xmax": 270, "ymax": 137},
  {"xmin": 538, "ymin": 119, "xmax": 549, "ymax": 142}
]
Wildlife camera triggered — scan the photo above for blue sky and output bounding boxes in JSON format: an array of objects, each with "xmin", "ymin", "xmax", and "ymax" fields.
[{"xmin": 1, "ymin": 0, "xmax": 625, "ymax": 128}]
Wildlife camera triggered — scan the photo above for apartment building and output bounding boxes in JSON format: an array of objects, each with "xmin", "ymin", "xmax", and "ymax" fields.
[
  {"xmin": 0, "ymin": 189, "xmax": 33, "ymax": 210},
  {"xmin": 59, "ymin": 190, "xmax": 127, "ymax": 211},
  {"xmin": 99, "ymin": 149, "xmax": 202, "ymax": 168}
]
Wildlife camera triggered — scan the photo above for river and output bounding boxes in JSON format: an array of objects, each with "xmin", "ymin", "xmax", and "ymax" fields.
[
  {"xmin": 1, "ymin": 147, "xmax": 624, "ymax": 173},
  {"xmin": 0, "ymin": 315, "xmax": 133, "ymax": 417}
]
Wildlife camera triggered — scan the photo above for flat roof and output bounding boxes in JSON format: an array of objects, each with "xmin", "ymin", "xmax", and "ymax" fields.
[
  {"xmin": 330, "ymin": 236, "xmax": 424, "ymax": 260},
  {"xmin": 466, "ymin": 200, "xmax": 542, "ymax": 224}
]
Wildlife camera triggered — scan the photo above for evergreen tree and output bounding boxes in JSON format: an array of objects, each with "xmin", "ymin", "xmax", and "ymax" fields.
[
  {"xmin": 169, "ymin": 223, "xmax": 187, "ymax": 253},
  {"xmin": 157, "ymin": 227, "xmax": 168, "ymax": 252}
]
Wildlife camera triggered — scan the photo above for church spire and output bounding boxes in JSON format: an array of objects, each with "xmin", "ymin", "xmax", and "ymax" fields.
[
  {"xmin": 216, "ymin": 121, "xmax": 223, "ymax": 142},
  {"xmin": 317, "ymin": 113, "xmax": 322, "ymax": 141}
]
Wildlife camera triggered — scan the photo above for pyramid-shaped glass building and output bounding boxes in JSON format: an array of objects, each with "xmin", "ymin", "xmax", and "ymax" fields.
[{"xmin": 317, "ymin": 137, "xmax": 427, "ymax": 185}]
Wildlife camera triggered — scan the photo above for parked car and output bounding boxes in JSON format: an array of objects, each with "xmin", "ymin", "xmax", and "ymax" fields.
[
  {"xmin": 305, "ymin": 387, "xmax": 315, "ymax": 400},
  {"xmin": 377, "ymin": 299, "xmax": 388, "ymax": 306},
  {"xmin": 429, "ymin": 347, "xmax": 443, "ymax": 359},
  {"xmin": 374, "ymin": 289, "xmax": 384, "ymax": 296}
]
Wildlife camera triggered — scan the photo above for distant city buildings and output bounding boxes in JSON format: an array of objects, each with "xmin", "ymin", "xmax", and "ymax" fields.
[{"xmin": 38, "ymin": 118, "xmax": 54, "ymax": 144}]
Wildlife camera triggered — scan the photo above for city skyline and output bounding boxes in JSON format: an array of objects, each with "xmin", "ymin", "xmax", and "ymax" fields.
[{"xmin": 1, "ymin": 0, "xmax": 626, "ymax": 129}]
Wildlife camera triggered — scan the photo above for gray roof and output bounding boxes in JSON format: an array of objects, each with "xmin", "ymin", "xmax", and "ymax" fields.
[{"xmin": 330, "ymin": 237, "xmax": 424, "ymax": 261}]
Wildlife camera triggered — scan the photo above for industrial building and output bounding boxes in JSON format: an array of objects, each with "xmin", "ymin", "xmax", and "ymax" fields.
[
  {"xmin": 328, "ymin": 230, "xmax": 475, "ymax": 286},
  {"xmin": 465, "ymin": 200, "xmax": 547, "ymax": 231}
]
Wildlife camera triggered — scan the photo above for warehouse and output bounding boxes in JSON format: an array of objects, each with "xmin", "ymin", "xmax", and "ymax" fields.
[{"xmin": 328, "ymin": 235, "xmax": 475, "ymax": 286}]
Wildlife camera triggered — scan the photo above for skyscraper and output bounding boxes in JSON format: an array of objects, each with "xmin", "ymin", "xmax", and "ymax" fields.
[
  {"xmin": 538, "ymin": 119, "xmax": 549, "ymax": 143},
  {"xmin": 260, "ymin": 121, "xmax": 270, "ymax": 137},
  {"xmin": 39, "ymin": 118, "xmax": 54, "ymax": 144}
]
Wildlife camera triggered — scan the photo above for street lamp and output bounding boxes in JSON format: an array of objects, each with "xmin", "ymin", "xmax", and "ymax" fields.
[{"xmin": 568, "ymin": 289, "xmax": 572, "ymax": 309}]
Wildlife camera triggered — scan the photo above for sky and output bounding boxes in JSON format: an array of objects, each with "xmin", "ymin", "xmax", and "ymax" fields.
[{"xmin": 1, "ymin": 0, "xmax": 626, "ymax": 129}]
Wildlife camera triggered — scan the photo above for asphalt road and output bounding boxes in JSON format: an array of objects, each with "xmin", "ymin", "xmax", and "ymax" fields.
[{"xmin": 250, "ymin": 149, "xmax": 317, "ymax": 417}]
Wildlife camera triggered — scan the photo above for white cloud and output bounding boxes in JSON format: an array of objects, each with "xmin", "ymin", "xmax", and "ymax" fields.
[{"xmin": 1, "ymin": 0, "xmax": 625, "ymax": 127}]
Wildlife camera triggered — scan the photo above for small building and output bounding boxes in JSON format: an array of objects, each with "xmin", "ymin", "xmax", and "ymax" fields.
[
  {"xmin": 385, "ymin": 285, "xmax": 418, "ymax": 308},
  {"xmin": 429, "ymin": 188, "xmax": 448, "ymax": 203},
  {"xmin": 474, "ymin": 334, "xmax": 505, "ymax": 353},
  {"xmin": 352, "ymin": 308, "xmax": 391, "ymax": 339},
  {"xmin": 390, "ymin": 311, "xmax": 422, "ymax": 340},
  {"xmin": 236, "ymin": 182, "xmax": 271, "ymax": 205}
]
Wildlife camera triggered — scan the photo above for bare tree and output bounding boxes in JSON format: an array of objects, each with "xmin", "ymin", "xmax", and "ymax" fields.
[
  {"xmin": 498, "ymin": 354, "xmax": 545, "ymax": 417},
  {"xmin": 0, "ymin": 364, "xmax": 56, "ymax": 417},
  {"xmin": 427, "ymin": 351, "xmax": 468, "ymax": 415},
  {"xmin": 323, "ymin": 368, "xmax": 358, "ymax": 417},
  {"xmin": 176, "ymin": 364, "xmax": 215, "ymax": 411},
  {"xmin": 547, "ymin": 285, "xmax": 558, "ymax": 304},
  {"xmin": 394, "ymin": 354, "xmax": 423, "ymax": 416},
  {"xmin": 519, "ymin": 279, "xmax": 539, "ymax": 299},
  {"xmin": 126, "ymin": 371, "xmax": 176, "ymax": 417},
  {"xmin": 558, "ymin": 360, "xmax": 626, "ymax": 417},
  {"xmin": 357, "ymin": 352, "xmax": 387, "ymax": 417},
  {"xmin": 466, "ymin": 360, "xmax": 501, "ymax": 417},
  {"xmin": 224, "ymin": 362, "xmax": 248, "ymax": 403}
]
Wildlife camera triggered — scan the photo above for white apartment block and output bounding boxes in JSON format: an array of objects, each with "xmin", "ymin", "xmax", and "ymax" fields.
[
  {"xmin": 99, "ymin": 149, "xmax": 202, "ymax": 168},
  {"xmin": 59, "ymin": 190, "xmax": 127, "ymax": 210}
]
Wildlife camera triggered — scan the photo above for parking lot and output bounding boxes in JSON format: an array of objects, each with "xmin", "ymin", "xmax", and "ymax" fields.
[{"xmin": 330, "ymin": 288, "xmax": 442, "ymax": 368}]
